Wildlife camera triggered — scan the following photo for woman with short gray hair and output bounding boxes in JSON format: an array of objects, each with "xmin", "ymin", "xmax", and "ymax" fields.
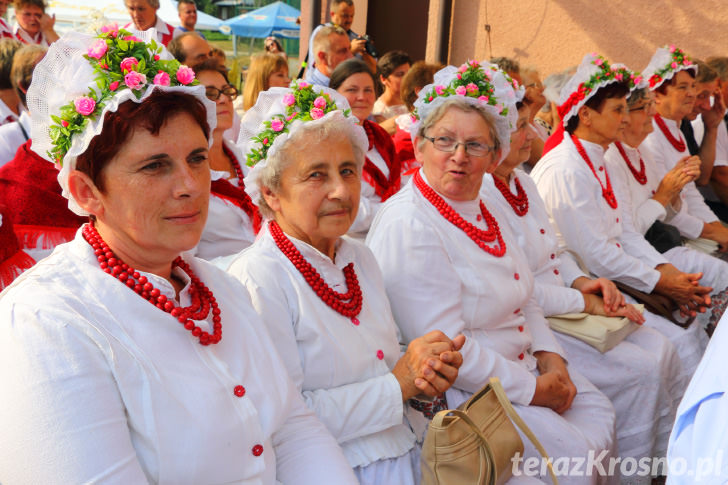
[
  {"xmin": 367, "ymin": 60, "xmax": 617, "ymax": 483},
  {"xmin": 228, "ymin": 81, "xmax": 465, "ymax": 484}
]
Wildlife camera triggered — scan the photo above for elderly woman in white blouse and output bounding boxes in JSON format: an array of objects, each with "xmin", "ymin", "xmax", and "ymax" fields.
[
  {"xmin": 482, "ymin": 89, "xmax": 686, "ymax": 482},
  {"xmin": 0, "ymin": 29, "xmax": 357, "ymax": 484},
  {"xmin": 227, "ymin": 82, "xmax": 464, "ymax": 485},
  {"xmin": 367, "ymin": 61, "xmax": 617, "ymax": 484},
  {"xmin": 604, "ymin": 84, "xmax": 728, "ymax": 334}
]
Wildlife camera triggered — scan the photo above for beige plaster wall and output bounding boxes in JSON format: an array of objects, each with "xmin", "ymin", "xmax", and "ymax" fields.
[{"xmin": 447, "ymin": 0, "xmax": 728, "ymax": 79}]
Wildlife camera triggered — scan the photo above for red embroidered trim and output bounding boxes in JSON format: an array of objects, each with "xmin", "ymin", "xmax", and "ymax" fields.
[{"xmin": 362, "ymin": 120, "xmax": 401, "ymax": 201}]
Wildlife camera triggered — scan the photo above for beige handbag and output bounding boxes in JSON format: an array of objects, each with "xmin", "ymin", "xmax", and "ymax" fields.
[
  {"xmin": 546, "ymin": 305, "xmax": 643, "ymax": 353},
  {"xmin": 421, "ymin": 377, "xmax": 557, "ymax": 485},
  {"xmin": 684, "ymin": 236, "xmax": 720, "ymax": 256}
]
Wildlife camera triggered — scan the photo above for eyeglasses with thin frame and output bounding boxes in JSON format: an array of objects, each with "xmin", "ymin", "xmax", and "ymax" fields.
[
  {"xmin": 205, "ymin": 84, "xmax": 238, "ymax": 101},
  {"xmin": 423, "ymin": 135, "xmax": 496, "ymax": 157},
  {"xmin": 629, "ymin": 100, "xmax": 655, "ymax": 112}
]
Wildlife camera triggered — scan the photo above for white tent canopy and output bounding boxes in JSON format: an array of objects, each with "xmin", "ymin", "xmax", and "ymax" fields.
[{"xmin": 44, "ymin": 0, "xmax": 223, "ymax": 33}]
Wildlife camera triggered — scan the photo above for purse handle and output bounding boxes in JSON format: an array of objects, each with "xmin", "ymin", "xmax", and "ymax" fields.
[
  {"xmin": 446, "ymin": 409, "xmax": 498, "ymax": 485},
  {"xmin": 489, "ymin": 377, "xmax": 559, "ymax": 485}
]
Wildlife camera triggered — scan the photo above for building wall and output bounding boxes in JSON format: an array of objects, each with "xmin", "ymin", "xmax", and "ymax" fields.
[
  {"xmin": 445, "ymin": 0, "xmax": 728, "ymax": 78},
  {"xmin": 300, "ymin": 0, "xmax": 728, "ymax": 80}
]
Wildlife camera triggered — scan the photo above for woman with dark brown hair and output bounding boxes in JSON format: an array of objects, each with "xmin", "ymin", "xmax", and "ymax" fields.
[
  {"xmin": 330, "ymin": 58, "xmax": 403, "ymax": 238},
  {"xmin": 372, "ymin": 49, "xmax": 411, "ymax": 122},
  {"xmin": 0, "ymin": 27, "xmax": 356, "ymax": 484}
]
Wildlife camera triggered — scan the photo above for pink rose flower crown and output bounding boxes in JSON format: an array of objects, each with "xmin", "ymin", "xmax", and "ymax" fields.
[
  {"xmin": 410, "ymin": 60, "xmax": 523, "ymax": 163},
  {"xmin": 413, "ymin": 60, "xmax": 520, "ymax": 123},
  {"xmin": 558, "ymin": 53, "xmax": 643, "ymax": 124},
  {"xmin": 47, "ymin": 25, "xmax": 199, "ymax": 165},
  {"xmin": 245, "ymin": 80, "xmax": 350, "ymax": 167},
  {"xmin": 642, "ymin": 45, "xmax": 696, "ymax": 91}
]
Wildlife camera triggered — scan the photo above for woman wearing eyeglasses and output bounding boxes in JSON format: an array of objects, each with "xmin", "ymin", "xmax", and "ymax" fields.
[
  {"xmin": 367, "ymin": 61, "xmax": 617, "ymax": 482},
  {"xmin": 193, "ymin": 60, "xmax": 262, "ymax": 263}
]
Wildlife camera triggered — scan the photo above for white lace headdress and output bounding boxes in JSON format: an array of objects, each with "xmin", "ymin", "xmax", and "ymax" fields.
[
  {"xmin": 410, "ymin": 59, "xmax": 524, "ymax": 163},
  {"xmin": 27, "ymin": 24, "xmax": 216, "ymax": 216},
  {"xmin": 236, "ymin": 80, "xmax": 368, "ymax": 205}
]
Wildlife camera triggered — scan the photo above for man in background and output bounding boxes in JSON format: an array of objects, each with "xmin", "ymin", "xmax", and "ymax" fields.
[
  {"xmin": 305, "ymin": 0, "xmax": 376, "ymax": 78},
  {"xmin": 173, "ymin": 0, "xmax": 205, "ymax": 39},
  {"xmin": 124, "ymin": 0, "xmax": 174, "ymax": 46},
  {"xmin": 304, "ymin": 24, "xmax": 351, "ymax": 86},
  {"xmin": 167, "ymin": 31, "xmax": 210, "ymax": 67}
]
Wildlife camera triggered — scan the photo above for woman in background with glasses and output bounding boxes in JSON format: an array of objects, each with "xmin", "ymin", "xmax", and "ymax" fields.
[{"xmin": 193, "ymin": 60, "xmax": 262, "ymax": 264}]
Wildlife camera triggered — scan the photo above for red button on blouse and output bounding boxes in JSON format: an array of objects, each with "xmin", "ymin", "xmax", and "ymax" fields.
[
  {"xmin": 351, "ymin": 317, "xmax": 360, "ymax": 326},
  {"xmin": 518, "ymin": 325, "xmax": 524, "ymax": 332},
  {"xmin": 252, "ymin": 444, "xmax": 264, "ymax": 456},
  {"xmin": 376, "ymin": 350, "xmax": 384, "ymax": 360},
  {"xmin": 518, "ymin": 353, "xmax": 525, "ymax": 360},
  {"xmin": 514, "ymin": 273, "xmax": 520, "ymax": 280},
  {"xmin": 616, "ymin": 243, "xmax": 621, "ymax": 248},
  {"xmin": 477, "ymin": 214, "xmax": 482, "ymax": 222},
  {"xmin": 550, "ymin": 254, "xmax": 555, "ymax": 259},
  {"xmin": 234, "ymin": 385, "xmax": 246, "ymax": 397},
  {"xmin": 540, "ymin": 228, "xmax": 545, "ymax": 234},
  {"xmin": 513, "ymin": 308, "xmax": 520, "ymax": 314},
  {"xmin": 554, "ymin": 269, "xmax": 559, "ymax": 275}
]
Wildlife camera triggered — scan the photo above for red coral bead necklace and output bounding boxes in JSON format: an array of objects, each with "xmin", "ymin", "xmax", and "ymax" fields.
[
  {"xmin": 493, "ymin": 174, "xmax": 529, "ymax": 216},
  {"xmin": 571, "ymin": 134, "xmax": 618, "ymax": 209},
  {"xmin": 414, "ymin": 169, "xmax": 506, "ymax": 257},
  {"xmin": 269, "ymin": 220, "xmax": 363, "ymax": 321},
  {"xmin": 654, "ymin": 113, "xmax": 686, "ymax": 152},
  {"xmin": 82, "ymin": 223, "xmax": 222, "ymax": 346},
  {"xmin": 614, "ymin": 141, "xmax": 647, "ymax": 185}
]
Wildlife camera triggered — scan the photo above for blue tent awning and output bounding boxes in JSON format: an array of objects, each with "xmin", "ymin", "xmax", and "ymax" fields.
[{"xmin": 220, "ymin": 1, "xmax": 300, "ymax": 38}]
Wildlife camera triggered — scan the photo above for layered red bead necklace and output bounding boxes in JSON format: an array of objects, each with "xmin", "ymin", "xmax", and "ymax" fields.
[
  {"xmin": 82, "ymin": 223, "xmax": 222, "ymax": 345},
  {"xmin": 654, "ymin": 113, "xmax": 686, "ymax": 152},
  {"xmin": 493, "ymin": 174, "xmax": 529, "ymax": 216},
  {"xmin": 571, "ymin": 134, "xmax": 618, "ymax": 209},
  {"xmin": 269, "ymin": 220, "xmax": 363, "ymax": 322},
  {"xmin": 413, "ymin": 169, "xmax": 506, "ymax": 257},
  {"xmin": 614, "ymin": 141, "xmax": 647, "ymax": 185}
]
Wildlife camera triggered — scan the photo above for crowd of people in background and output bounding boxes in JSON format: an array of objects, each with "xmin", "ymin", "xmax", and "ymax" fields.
[{"xmin": 1, "ymin": 0, "xmax": 728, "ymax": 483}]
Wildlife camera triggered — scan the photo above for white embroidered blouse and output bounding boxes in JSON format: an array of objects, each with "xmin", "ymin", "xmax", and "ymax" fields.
[
  {"xmin": 0, "ymin": 231, "xmax": 356, "ymax": 485},
  {"xmin": 227, "ymin": 223, "xmax": 416, "ymax": 468}
]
